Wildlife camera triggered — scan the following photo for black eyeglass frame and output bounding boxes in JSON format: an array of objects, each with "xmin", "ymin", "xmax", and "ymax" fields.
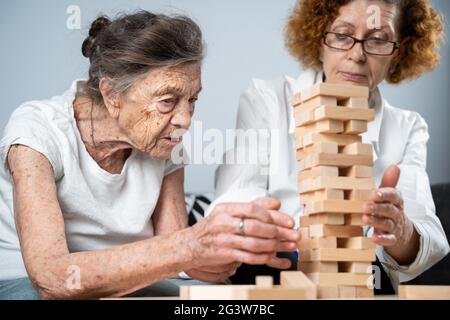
[{"xmin": 322, "ymin": 31, "xmax": 399, "ymax": 56}]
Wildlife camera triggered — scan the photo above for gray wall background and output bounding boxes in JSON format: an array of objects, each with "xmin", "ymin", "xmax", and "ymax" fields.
[{"xmin": 1, "ymin": 0, "xmax": 449, "ymax": 193}]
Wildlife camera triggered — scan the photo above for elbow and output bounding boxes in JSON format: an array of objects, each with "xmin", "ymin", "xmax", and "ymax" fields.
[{"xmin": 29, "ymin": 268, "xmax": 89, "ymax": 300}]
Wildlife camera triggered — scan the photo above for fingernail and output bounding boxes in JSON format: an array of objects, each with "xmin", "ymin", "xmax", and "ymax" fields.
[
  {"xmin": 377, "ymin": 191, "xmax": 384, "ymax": 198},
  {"xmin": 366, "ymin": 203, "xmax": 374, "ymax": 212}
]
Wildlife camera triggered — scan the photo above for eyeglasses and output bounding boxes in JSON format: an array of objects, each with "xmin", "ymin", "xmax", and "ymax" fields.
[{"xmin": 323, "ymin": 31, "xmax": 399, "ymax": 56}]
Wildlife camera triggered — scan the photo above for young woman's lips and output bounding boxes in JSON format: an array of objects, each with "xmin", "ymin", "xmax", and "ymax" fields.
[{"xmin": 340, "ymin": 71, "xmax": 367, "ymax": 82}]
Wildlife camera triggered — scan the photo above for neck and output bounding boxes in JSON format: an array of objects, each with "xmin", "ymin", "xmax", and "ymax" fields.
[{"xmin": 73, "ymin": 95, "xmax": 133, "ymax": 173}]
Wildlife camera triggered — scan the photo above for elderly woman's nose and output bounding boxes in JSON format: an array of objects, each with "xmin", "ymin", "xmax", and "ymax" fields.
[{"xmin": 171, "ymin": 105, "xmax": 192, "ymax": 129}]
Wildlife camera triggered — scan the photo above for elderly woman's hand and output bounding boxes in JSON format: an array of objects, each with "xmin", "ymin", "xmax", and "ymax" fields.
[
  {"xmin": 362, "ymin": 165, "xmax": 420, "ymax": 265},
  {"xmin": 185, "ymin": 197, "xmax": 300, "ymax": 281}
]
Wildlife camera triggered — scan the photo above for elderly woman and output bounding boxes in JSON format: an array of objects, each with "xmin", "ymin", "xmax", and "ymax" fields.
[
  {"xmin": 212, "ymin": 0, "xmax": 449, "ymax": 290},
  {"xmin": 0, "ymin": 11, "xmax": 300, "ymax": 299}
]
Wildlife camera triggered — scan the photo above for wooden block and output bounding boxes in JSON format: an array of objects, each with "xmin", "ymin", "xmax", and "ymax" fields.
[
  {"xmin": 305, "ymin": 199, "xmax": 366, "ymax": 215},
  {"xmin": 299, "ymin": 153, "xmax": 373, "ymax": 171},
  {"xmin": 295, "ymin": 95, "xmax": 338, "ymax": 113},
  {"xmin": 300, "ymin": 190, "xmax": 344, "ymax": 205},
  {"xmin": 314, "ymin": 105, "xmax": 374, "ymax": 122},
  {"xmin": 298, "ymin": 176, "xmax": 375, "ymax": 193},
  {"xmin": 298, "ymin": 119, "xmax": 344, "ymax": 134},
  {"xmin": 247, "ymin": 287, "xmax": 315, "ymax": 300},
  {"xmin": 300, "ymin": 227, "xmax": 310, "ymax": 239},
  {"xmin": 398, "ymin": 285, "xmax": 450, "ymax": 300},
  {"xmin": 298, "ymin": 261, "xmax": 338, "ymax": 274},
  {"xmin": 298, "ymin": 237, "xmax": 338, "ymax": 250},
  {"xmin": 356, "ymin": 287, "xmax": 374, "ymax": 298},
  {"xmin": 342, "ymin": 97, "xmax": 369, "ymax": 108},
  {"xmin": 341, "ymin": 166, "xmax": 373, "ymax": 178},
  {"xmin": 295, "ymin": 108, "xmax": 315, "ymax": 127},
  {"xmin": 309, "ymin": 224, "xmax": 363, "ymax": 238},
  {"xmin": 344, "ymin": 120, "xmax": 368, "ymax": 134},
  {"xmin": 343, "ymin": 213, "xmax": 365, "ymax": 226},
  {"xmin": 280, "ymin": 271, "xmax": 317, "ymax": 297},
  {"xmin": 339, "ymin": 262, "xmax": 373, "ymax": 273},
  {"xmin": 346, "ymin": 189, "xmax": 373, "ymax": 201},
  {"xmin": 292, "ymin": 93, "xmax": 302, "ymax": 107},
  {"xmin": 337, "ymin": 237, "xmax": 375, "ymax": 249},
  {"xmin": 339, "ymin": 286, "xmax": 357, "ymax": 298},
  {"xmin": 182, "ymin": 285, "xmax": 253, "ymax": 300},
  {"xmin": 302, "ymin": 133, "xmax": 362, "ymax": 148},
  {"xmin": 301, "ymin": 83, "xmax": 369, "ymax": 103},
  {"xmin": 342, "ymin": 143, "xmax": 373, "ymax": 156},
  {"xmin": 300, "ymin": 213, "xmax": 344, "ymax": 227},
  {"xmin": 296, "ymin": 142, "xmax": 338, "ymax": 160},
  {"xmin": 299, "ymin": 166, "xmax": 339, "ymax": 180},
  {"xmin": 255, "ymin": 276, "xmax": 273, "ymax": 288},
  {"xmin": 308, "ymin": 273, "xmax": 372, "ymax": 287},
  {"xmin": 317, "ymin": 286, "xmax": 339, "ymax": 299},
  {"xmin": 298, "ymin": 248, "xmax": 376, "ymax": 262}
]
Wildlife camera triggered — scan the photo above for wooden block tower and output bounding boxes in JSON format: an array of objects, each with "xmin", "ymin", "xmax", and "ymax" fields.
[{"xmin": 293, "ymin": 82, "xmax": 376, "ymax": 299}]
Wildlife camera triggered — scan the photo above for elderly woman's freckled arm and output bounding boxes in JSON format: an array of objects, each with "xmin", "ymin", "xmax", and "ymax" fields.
[
  {"xmin": 152, "ymin": 168, "xmax": 188, "ymax": 237},
  {"xmin": 8, "ymin": 145, "xmax": 194, "ymax": 300}
]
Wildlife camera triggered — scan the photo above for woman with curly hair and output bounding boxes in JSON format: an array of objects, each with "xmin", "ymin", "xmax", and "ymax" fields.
[{"xmin": 213, "ymin": 0, "xmax": 449, "ymax": 290}]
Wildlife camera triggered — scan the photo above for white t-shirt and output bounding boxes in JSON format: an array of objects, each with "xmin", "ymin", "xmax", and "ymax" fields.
[{"xmin": 0, "ymin": 80, "xmax": 183, "ymax": 280}]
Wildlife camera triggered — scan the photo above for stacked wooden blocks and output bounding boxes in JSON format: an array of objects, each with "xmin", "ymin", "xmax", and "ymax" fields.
[{"xmin": 293, "ymin": 82, "xmax": 376, "ymax": 299}]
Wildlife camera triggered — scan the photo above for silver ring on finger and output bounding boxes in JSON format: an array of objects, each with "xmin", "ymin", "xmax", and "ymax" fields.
[{"xmin": 239, "ymin": 218, "xmax": 246, "ymax": 236}]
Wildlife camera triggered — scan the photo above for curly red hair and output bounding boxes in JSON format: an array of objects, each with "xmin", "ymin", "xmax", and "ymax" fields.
[{"xmin": 284, "ymin": 0, "xmax": 445, "ymax": 84}]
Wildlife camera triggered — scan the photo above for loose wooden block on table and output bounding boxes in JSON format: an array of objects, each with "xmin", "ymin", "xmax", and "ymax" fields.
[
  {"xmin": 298, "ymin": 248, "xmax": 376, "ymax": 262},
  {"xmin": 356, "ymin": 286, "xmax": 374, "ymax": 298},
  {"xmin": 398, "ymin": 285, "xmax": 450, "ymax": 300},
  {"xmin": 255, "ymin": 276, "xmax": 273, "ymax": 288},
  {"xmin": 339, "ymin": 286, "xmax": 357, "ymax": 298},
  {"xmin": 317, "ymin": 286, "xmax": 340, "ymax": 299},
  {"xmin": 180, "ymin": 285, "xmax": 253, "ymax": 300},
  {"xmin": 307, "ymin": 272, "xmax": 372, "ymax": 287}
]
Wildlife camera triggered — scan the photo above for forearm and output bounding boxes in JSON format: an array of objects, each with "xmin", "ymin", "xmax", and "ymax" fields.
[{"xmin": 30, "ymin": 228, "xmax": 194, "ymax": 299}]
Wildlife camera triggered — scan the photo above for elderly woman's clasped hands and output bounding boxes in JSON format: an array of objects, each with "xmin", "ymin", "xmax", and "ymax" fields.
[{"xmin": 184, "ymin": 198, "xmax": 300, "ymax": 282}]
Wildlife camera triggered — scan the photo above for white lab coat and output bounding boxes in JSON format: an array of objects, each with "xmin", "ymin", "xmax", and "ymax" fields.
[{"xmin": 208, "ymin": 68, "xmax": 450, "ymax": 288}]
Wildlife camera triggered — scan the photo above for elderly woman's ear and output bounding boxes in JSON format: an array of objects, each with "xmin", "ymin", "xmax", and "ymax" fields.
[{"xmin": 99, "ymin": 78, "xmax": 121, "ymax": 119}]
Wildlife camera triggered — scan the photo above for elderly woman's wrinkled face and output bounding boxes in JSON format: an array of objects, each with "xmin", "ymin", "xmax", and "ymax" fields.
[
  {"xmin": 116, "ymin": 63, "xmax": 201, "ymax": 160},
  {"xmin": 321, "ymin": 0, "xmax": 398, "ymax": 91}
]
